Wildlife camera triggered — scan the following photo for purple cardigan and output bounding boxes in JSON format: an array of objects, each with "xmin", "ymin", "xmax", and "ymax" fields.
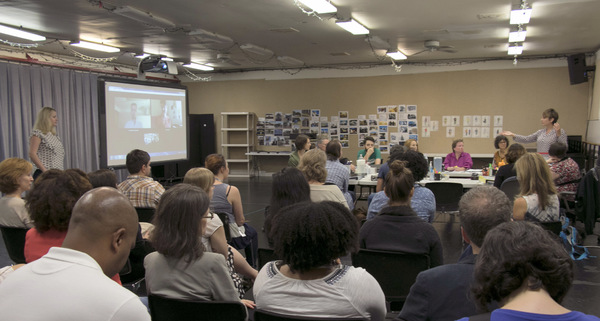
[{"xmin": 443, "ymin": 152, "xmax": 473, "ymax": 170}]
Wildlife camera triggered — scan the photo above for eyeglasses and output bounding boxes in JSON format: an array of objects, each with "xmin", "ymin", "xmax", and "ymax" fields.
[{"xmin": 203, "ymin": 212, "xmax": 214, "ymax": 220}]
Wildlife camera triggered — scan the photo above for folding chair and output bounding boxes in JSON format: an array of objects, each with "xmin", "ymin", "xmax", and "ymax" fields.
[
  {"xmin": 254, "ymin": 309, "xmax": 365, "ymax": 321},
  {"xmin": 148, "ymin": 294, "xmax": 247, "ymax": 321},
  {"xmin": 0, "ymin": 226, "xmax": 29, "ymax": 264},
  {"xmin": 424, "ymin": 182, "xmax": 463, "ymax": 214}
]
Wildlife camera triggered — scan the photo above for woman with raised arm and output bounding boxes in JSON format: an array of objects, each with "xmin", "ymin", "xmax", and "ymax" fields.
[{"xmin": 502, "ymin": 108, "xmax": 567, "ymax": 153}]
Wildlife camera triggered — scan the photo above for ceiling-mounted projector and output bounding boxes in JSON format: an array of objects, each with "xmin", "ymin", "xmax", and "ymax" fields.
[{"xmin": 138, "ymin": 55, "xmax": 178, "ymax": 75}]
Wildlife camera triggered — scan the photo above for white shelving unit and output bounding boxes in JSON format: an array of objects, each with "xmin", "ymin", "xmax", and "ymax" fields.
[{"xmin": 221, "ymin": 112, "xmax": 255, "ymax": 177}]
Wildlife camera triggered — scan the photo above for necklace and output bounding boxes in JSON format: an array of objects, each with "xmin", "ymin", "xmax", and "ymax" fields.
[{"xmin": 214, "ymin": 177, "xmax": 222, "ymax": 182}]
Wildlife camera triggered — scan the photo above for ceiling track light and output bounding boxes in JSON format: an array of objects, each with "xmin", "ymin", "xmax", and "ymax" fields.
[
  {"xmin": 507, "ymin": 44, "xmax": 523, "ymax": 55},
  {"xmin": 69, "ymin": 40, "xmax": 120, "ymax": 53},
  {"xmin": 335, "ymin": 19, "xmax": 369, "ymax": 35},
  {"xmin": 277, "ymin": 56, "xmax": 304, "ymax": 65},
  {"xmin": 240, "ymin": 43, "xmax": 274, "ymax": 56},
  {"xmin": 510, "ymin": 1, "xmax": 532, "ymax": 24},
  {"xmin": 386, "ymin": 50, "xmax": 407, "ymax": 60},
  {"xmin": 183, "ymin": 63, "xmax": 214, "ymax": 71},
  {"xmin": 0, "ymin": 24, "xmax": 46, "ymax": 41},
  {"xmin": 112, "ymin": 6, "xmax": 176, "ymax": 29},
  {"xmin": 298, "ymin": 0, "xmax": 337, "ymax": 14}
]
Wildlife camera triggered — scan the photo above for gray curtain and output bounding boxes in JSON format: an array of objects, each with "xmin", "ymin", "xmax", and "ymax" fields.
[{"xmin": 0, "ymin": 61, "xmax": 102, "ymax": 173}]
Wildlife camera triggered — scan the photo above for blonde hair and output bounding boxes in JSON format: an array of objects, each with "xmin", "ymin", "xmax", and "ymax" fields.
[
  {"xmin": 515, "ymin": 153, "xmax": 557, "ymax": 210},
  {"xmin": 33, "ymin": 107, "xmax": 57, "ymax": 135},
  {"xmin": 404, "ymin": 139, "xmax": 418, "ymax": 151},
  {"xmin": 0, "ymin": 158, "xmax": 33, "ymax": 194},
  {"xmin": 298, "ymin": 149, "xmax": 328, "ymax": 183},
  {"xmin": 183, "ymin": 167, "xmax": 214, "ymax": 193}
]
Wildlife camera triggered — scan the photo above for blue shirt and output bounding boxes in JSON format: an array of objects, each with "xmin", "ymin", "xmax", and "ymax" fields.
[
  {"xmin": 367, "ymin": 184, "xmax": 436, "ymax": 222},
  {"xmin": 457, "ymin": 309, "xmax": 600, "ymax": 321},
  {"xmin": 325, "ymin": 160, "xmax": 354, "ymax": 210}
]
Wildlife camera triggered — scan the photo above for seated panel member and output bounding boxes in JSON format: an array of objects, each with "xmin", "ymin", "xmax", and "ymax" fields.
[
  {"xmin": 357, "ymin": 136, "xmax": 382, "ymax": 165},
  {"xmin": 288, "ymin": 134, "xmax": 311, "ymax": 168},
  {"xmin": 0, "ymin": 188, "xmax": 150, "ymax": 320},
  {"xmin": 443, "ymin": 139, "xmax": 472, "ymax": 171}
]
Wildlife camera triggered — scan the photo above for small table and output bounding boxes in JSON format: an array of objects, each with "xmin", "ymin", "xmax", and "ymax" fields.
[{"xmin": 246, "ymin": 151, "xmax": 291, "ymax": 176}]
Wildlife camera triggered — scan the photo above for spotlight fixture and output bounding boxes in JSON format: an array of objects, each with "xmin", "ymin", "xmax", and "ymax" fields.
[
  {"xmin": 298, "ymin": 0, "xmax": 337, "ymax": 14},
  {"xmin": 335, "ymin": 19, "xmax": 369, "ymax": 35},
  {"xmin": 240, "ymin": 43, "xmax": 274, "ymax": 56},
  {"xmin": 0, "ymin": 24, "xmax": 45, "ymax": 41},
  {"xmin": 508, "ymin": 28, "xmax": 527, "ymax": 42},
  {"xmin": 183, "ymin": 63, "xmax": 214, "ymax": 71},
  {"xmin": 113, "ymin": 6, "xmax": 176, "ymax": 28},
  {"xmin": 507, "ymin": 44, "xmax": 523, "ymax": 55},
  {"xmin": 386, "ymin": 50, "xmax": 407, "ymax": 60},
  {"xmin": 277, "ymin": 56, "xmax": 304, "ymax": 65},
  {"xmin": 69, "ymin": 40, "xmax": 120, "ymax": 53}
]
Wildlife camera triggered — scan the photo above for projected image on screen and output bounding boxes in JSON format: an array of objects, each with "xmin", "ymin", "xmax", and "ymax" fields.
[{"xmin": 101, "ymin": 80, "xmax": 188, "ymax": 167}]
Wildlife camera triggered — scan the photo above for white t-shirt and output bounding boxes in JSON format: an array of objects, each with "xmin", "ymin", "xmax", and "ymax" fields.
[
  {"xmin": 202, "ymin": 213, "xmax": 224, "ymax": 251},
  {"xmin": 0, "ymin": 247, "xmax": 150, "ymax": 321},
  {"xmin": 254, "ymin": 261, "xmax": 386, "ymax": 321},
  {"xmin": 0, "ymin": 196, "xmax": 33, "ymax": 228}
]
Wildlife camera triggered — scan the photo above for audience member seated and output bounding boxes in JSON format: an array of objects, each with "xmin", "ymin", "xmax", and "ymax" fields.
[
  {"xmin": 404, "ymin": 139, "xmax": 419, "ymax": 152},
  {"xmin": 118, "ymin": 149, "xmax": 165, "ymax": 208},
  {"xmin": 0, "ymin": 158, "xmax": 34, "ymax": 228},
  {"xmin": 316, "ymin": 134, "xmax": 329, "ymax": 151},
  {"xmin": 360, "ymin": 160, "xmax": 443, "ymax": 267},
  {"xmin": 88, "ymin": 168, "xmax": 118, "ymax": 188},
  {"xmin": 183, "ymin": 167, "xmax": 258, "ymax": 297},
  {"xmin": 254, "ymin": 201, "xmax": 386, "ymax": 320},
  {"xmin": 357, "ymin": 136, "xmax": 382, "ymax": 165},
  {"xmin": 397, "ymin": 186, "xmax": 511, "ymax": 321},
  {"xmin": 492, "ymin": 135, "xmax": 509, "ymax": 167},
  {"xmin": 263, "ymin": 167, "xmax": 310, "ymax": 244},
  {"xmin": 375, "ymin": 144, "xmax": 406, "ymax": 193},
  {"xmin": 298, "ymin": 149, "xmax": 349, "ymax": 208},
  {"xmin": 144, "ymin": 184, "xmax": 255, "ymax": 309},
  {"xmin": 205, "ymin": 154, "xmax": 259, "ymax": 268},
  {"xmin": 24, "ymin": 169, "xmax": 92, "ymax": 262},
  {"xmin": 325, "ymin": 140, "xmax": 354, "ymax": 210},
  {"xmin": 0, "ymin": 188, "xmax": 150, "ymax": 320},
  {"xmin": 513, "ymin": 153, "xmax": 560, "ymax": 222},
  {"xmin": 443, "ymin": 138, "xmax": 472, "ymax": 171},
  {"xmin": 288, "ymin": 134, "xmax": 311, "ymax": 167},
  {"xmin": 458, "ymin": 221, "xmax": 599, "ymax": 321},
  {"xmin": 493, "ymin": 143, "xmax": 526, "ymax": 188},
  {"xmin": 368, "ymin": 151, "xmax": 436, "ymax": 222},
  {"xmin": 547, "ymin": 142, "xmax": 581, "ymax": 203}
]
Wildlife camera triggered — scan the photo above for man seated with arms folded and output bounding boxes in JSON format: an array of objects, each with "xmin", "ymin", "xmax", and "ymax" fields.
[
  {"xmin": 397, "ymin": 186, "xmax": 511, "ymax": 321},
  {"xmin": 443, "ymin": 138, "xmax": 472, "ymax": 171},
  {"xmin": 118, "ymin": 149, "xmax": 164, "ymax": 208},
  {"xmin": 288, "ymin": 134, "xmax": 311, "ymax": 167},
  {"xmin": 0, "ymin": 187, "xmax": 150, "ymax": 320}
]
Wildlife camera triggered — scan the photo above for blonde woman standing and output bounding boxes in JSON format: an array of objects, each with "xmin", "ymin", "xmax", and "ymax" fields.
[{"xmin": 29, "ymin": 107, "xmax": 65, "ymax": 179}]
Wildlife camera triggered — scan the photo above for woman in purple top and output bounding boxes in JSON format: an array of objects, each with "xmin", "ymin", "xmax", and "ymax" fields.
[
  {"xmin": 443, "ymin": 139, "xmax": 472, "ymax": 171},
  {"xmin": 501, "ymin": 108, "xmax": 567, "ymax": 153}
]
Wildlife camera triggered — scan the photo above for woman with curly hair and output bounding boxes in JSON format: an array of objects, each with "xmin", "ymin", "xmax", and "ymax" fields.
[
  {"xmin": 0, "ymin": 158, "xmax": 34, "ymax": 228},
  {"xmin": 458, "ymin": 221, "xmax": 598, "ymax": 321},
  {"xmin": 24, "ymin": 169, "xmax": 92, "ymax": 263},
  {"xmin": 254, "ymin": 201, "xmax": 386, "ymax": 320},
  {"xmin": 144, "ymin": 184, "xmax": 255, "ymax": 309},
  {"xmin": 360, "ymin": 159, "xmax": 443, "ymax": 267},
  {"xmin": 298, "ymin": 149, "xmax": 349, "ymax": 208},
  {"xmin": 492, "ymin": 135, "xmax": 509, "ymax": 167},
  {"xmin": 513, "ymin": 153, "xmax": 560, "ymax": 222}
]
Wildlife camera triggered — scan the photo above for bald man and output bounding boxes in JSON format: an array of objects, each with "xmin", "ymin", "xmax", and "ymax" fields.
[{"xmin": 0, "ymin": 187, "xmax": 150, "ymax": 320}]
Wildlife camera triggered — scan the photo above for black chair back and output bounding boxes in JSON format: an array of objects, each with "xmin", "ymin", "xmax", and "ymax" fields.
[
  {"xmin": 148, "ymin": 295, "xmax": 247, "ymax": 321},
  {"xmin": 254, "ymin": 309, "xmax": 366, "ymax": 321},
  {"xmin": 215, "ymin": 212, "xmax": 232, "ymax": 241},
  {"xmin": 351, "ymin": 249, "xmax": 430, "ymax": 311},
  {"xmin": 135, "ymin": 207, "xmax": 155, "ymax": 223},
  {"xmin": 539, "ymin": 221, "xmax": 563, "ymax": 236},
  {"xmin": 500, "ymin": 177, "xmax": 520, "ymax": 204},
  {"xmin": 0, "ymin": 226, "xmax": 29, "ymax": 264},
  {"xmin": 258, "ymin": 248, "xmax": 277, "ymax": 270},
  {"xmin": 424, "ymin": 182, "xmax": 463, "ymax": 213}
]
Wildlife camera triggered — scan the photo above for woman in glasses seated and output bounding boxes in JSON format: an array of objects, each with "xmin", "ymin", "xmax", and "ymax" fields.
[{"xmin": 144, "ymin": 184, "xmax": 255, "ymax": 309}]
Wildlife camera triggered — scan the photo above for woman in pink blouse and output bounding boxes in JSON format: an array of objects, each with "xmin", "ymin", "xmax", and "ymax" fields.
[{"xmin": 443, "ymin": 139, "xmax": 473, "ymax": 171}]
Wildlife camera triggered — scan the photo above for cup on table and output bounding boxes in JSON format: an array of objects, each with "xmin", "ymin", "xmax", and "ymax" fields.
[
  {"xmin": 434, "ymin": 173, "xmax": 441, "ymax": 181},
  {"xmin": 443, "ymin": 174, "xmax": 450, "ymax": 180}
]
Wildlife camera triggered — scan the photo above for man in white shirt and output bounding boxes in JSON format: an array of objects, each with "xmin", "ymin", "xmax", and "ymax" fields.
[{"xmin": 0, "ymin": 187, "xmax": 150, "ymax": 321}]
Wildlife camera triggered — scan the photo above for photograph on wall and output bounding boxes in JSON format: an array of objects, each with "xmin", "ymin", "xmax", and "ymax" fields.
[
  {"xmin": 369, "ymin": 114, "xmax": 377, "ymax": 120},
  {"xmin": 349, "ymin": 127, "xmax": 358, "ymax": 134},
  {"xmin": 274, "ymin": 112, "xmax": 283, "ymax": 122},
  {"xmin": 409, "ymin": 127, "xmax": 418, "ymax": 135},
  {"xmin": 258, "ymin": 136, "xmax": 264, "ymax": 146},
  {"xmin": 339, "ymin": 111, "xmax": 349, "ymax": 118},
  {"xmin": 407, "ymin": 105, "xmax": 417, "ymax": 112},
  {"xmin": 331, "ymin": 116, "xmax": 339, "ymax": 123},
  {"xmin": 390, "ymin": 132, "xmax": 401, "ymax": 144},
  {"xmin": 494, "ymin": 115, "xmax": 503, "ymax": 127},
  {"xmin": 330, "ymin": 122, "xmax": 338, "ymax": 129},
  {"xmin": 377, "ymin": 106, "xmax": 387, "ymax": 113},
  {"xmin": 494, "ymin": 127, "xmax": 503, "ymax": 136},
  {"xmin": 378, "ymin": 113, "xmax": 387, "ymax": 122},
  {"xmin": 292, "ymin": 116, "xmax": 301, "ymax": 125},
  {"xmin": 472, "ymin": 115, "xmax": 481, "ymax": 126},
  {"xmin": 300, "ymin": 109, "xmax": 309, "ymax": 117},
  {"xmin": 359, "ymin": 115, "xmax": 367, "ymax": 126},
  {"xmin": 274, "ymin": 121, "xmax": 283, "ymax": 129},
  {"xmin": 369, "ymin": 119, "xmax": 378, "ymax": 126},
  {"xmin": 446, "ymin": 126, "xmax": 455, "ymax": 138},
  {"xmin": 408, "ymin": 120, "xmax": 417, "ymax": 128},
  {"xmin": 472, "ymin": 127, "xmax": 480, "ymax": 138},
  {"xmin": 369, "ymin": 129, "xmax": 378, "ymax": 137},
  {"xmin": 388, "ymin": 120, "xmax": 397, "ymax": 127},
  {"xmin": 310, "ymin": 119, "xmax": 319, "ymax": 129},
  {"xmin": 301, "ymin": 117, "xmax": 309, "ymax": 127},
  {"xmin": 311, "ymin": 109, "xmax": 320, "ymax": 117},
  {"xmin": 379, "ymin": 125, "xmax": 388, "ymax": 132},
  {"xmin": 399, "ymin": 126, "xmax": 408, "ymax": 133},
  {"xmin": 340, "ymin": 127, "xmax": 348, "ymax": 134},
  {"xmin": 451, "ymin": 116, "xmax": 460, "ymax": 126},
  {"xmin": 265, "ymin": 135, "xmax": 274, "ymax": 146},
  {"xmin": 482, "ymin": 115, "xmax": 490, "ymax": 126},
  {"xmin": 398, "ymin": 113, "xmax": 408, "ymax": 121},
  {"xmin": 379, "ymin": 132, "xmax": 388, "ymax": 141},
  {"xmin": 388, "ymin": 105, "xmax": 398, "ymax": 113},
  {"xmin": 398, "ymin": 105, "xmax": 406, "ymax": 113},
  {"xmin": 442, "ymin": 116, "xmax": 450, "ymax": 127},
  {"xmin": 369, "ymin": 125, "xmax": 378, "ymax": 132},
  {"xmin": 388, "ymin": 112, "xmax": 397, "ymax": 120},
  {"xmin": 463, "ymin": 127, "xmax": 472, "ymax": 138},
  {"xmin": 431, "ymin": 120, "xmax": 439, "ymax": 131},
  {"xmin": 349, "ymin": 119, "xmax": 358, "ymax": 126},
  {"xmin": 380, "ymin": 144, "xmax": 389, "ymax": 154},
  {"xmin": 481, "ymin": 127, "xmax": 490, "ymax": 138},
  {"xmin": 463, "ymin": 116, "xmax": 472, "ymax": 126},
  {"xmin": 358, "ymin": 133, "xmax": 366, "ymax": 142},
  {"xmin": 340, "ymin": 134, "xmax": 349, "ymax": 141},
  {"xmin": 339, "ymin": 119, "xmax": 348, "ymax": 127},
  {"xmin": 293, "ymin": 110, "xmax": 301, "ymax": 117},
  {"xmin": 274, "ymin": 129, "xmax": 283, "ymax": 136},
  {"xmin": 422, "ymin": 127, "xmax": 431, "ymax": 137},
  {"xmin": 330, "ymin": 129, "xmax": 338, "ymax": 135},
  {"xmin": 320, "ymin": 120, "xmax": 329, "ymax": 128},
  {"xmin": 321, "ymin": 128, "xmax": 329, "ymax": 135},
  {"xmin": 422, "ymin": 116, "xmax": 430, "ymax": 128},
  {"xmin": 341, "ymin": 141, "xmax": 349, "ymax": 148},
  {"xmin": 257, "ymin": 128, "xmax": 265, "ymax": 136},
  {"xmin": 331, "ymin": 135, "xmax": 339, "ymax": 141},
  {"xmin": 379, "ymin": 120, "xmax": 388, "ymax": 126}
]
